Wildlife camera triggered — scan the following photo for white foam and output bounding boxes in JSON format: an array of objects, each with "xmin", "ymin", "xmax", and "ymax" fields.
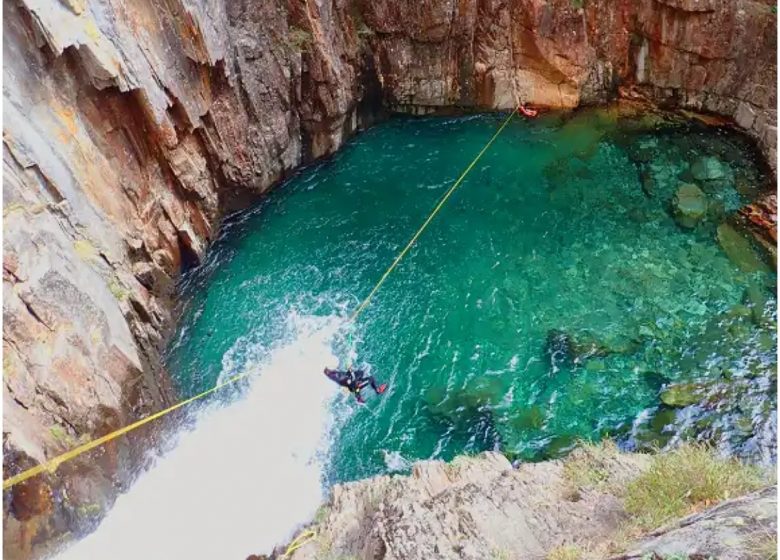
[
  {"xmin": 58, "ymin": 315, "xmax": 339, "ymax": 560},
  {"xmin": 382, "ymin": 449, "xmax": 411, "ymax": 473}
]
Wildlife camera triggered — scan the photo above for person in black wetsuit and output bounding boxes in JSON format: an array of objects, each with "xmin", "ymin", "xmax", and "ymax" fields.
[{"xmin": 323, "ymin": 367, "xmax": 387, "ymax": 403}]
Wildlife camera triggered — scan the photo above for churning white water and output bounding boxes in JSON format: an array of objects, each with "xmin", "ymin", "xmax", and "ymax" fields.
[{"xmin": 58, "ymin": 315, "xmax": 340, "ymax": 560}]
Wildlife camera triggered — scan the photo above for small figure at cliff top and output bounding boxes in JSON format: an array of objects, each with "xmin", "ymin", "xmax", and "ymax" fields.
[{"xmin": 324, "ymin": 366, "xmax": 387, "ymax": 404}]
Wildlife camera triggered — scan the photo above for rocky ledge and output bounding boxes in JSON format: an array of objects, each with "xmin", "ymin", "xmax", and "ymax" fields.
[{"xmin": 264, "ymin": 447, "xmax": 776, "ymax": 560}]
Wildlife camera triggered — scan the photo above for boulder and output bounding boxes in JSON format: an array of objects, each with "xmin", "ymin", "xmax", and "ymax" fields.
[
  {"xmin": 690, "ymin": 156, "xmax": 726, "ymax": 181},
  {"xmin": 544, "ymin": 329, "xmax": 612, "ymax": 373},
  {"xmin": 672, "ymin": 183, "xmax": 707, "ymax": 228},
  {"xmin": 660, "ymin": 382, "xmax": 707, "ymax": 407}
]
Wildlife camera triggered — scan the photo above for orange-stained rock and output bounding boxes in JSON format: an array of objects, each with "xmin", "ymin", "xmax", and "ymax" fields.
[{"xmin": 735, "ymin": 193, "xmax": 778, "ymax": 262}]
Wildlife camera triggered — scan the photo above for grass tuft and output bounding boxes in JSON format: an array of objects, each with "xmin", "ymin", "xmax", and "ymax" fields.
[
  {"xmin": 108, "ymin": 277, "xmax": 129, "ymax": 301},
  {"xmin": 744, "ymin": 526, "xmax": 777, "ymax": 560},
  {"xmin": 546, "ymin": 545, "xmax": 582, "ymax": 560},
  {"xmin": 313, "ymin": 504, "xmax": 329, "ymax": 524},
  {"xmin": 563, "ymin": 439, "xmax": 620, "ymax": 493},
  {"xmin": 625, "ymin": 443, "xmax": 766, "ymax": 530},
  {"xmin": 288, "ymin": 26, "xmax": 313, "ymax": 52}
]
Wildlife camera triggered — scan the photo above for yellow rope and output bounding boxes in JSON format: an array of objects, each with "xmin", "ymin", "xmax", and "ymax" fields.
[
  {"xmin": 346, "ymin": 108, "xmax": 517, "ymax": 324},
  {"xmin": 283, "ymin": 529, "xmax": 317, "ymax": 557},
  {"xmin": 2, "ymin": 371, "xmax": 251, "ymax": 491},
  {"xmin": 2, "ymin": 109, "xmax": 517, "ymax": 492}
]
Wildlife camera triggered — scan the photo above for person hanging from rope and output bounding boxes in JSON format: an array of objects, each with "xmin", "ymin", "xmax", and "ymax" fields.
[
  {"xmin": 323, "ymin": 366, "xmax": 387, "ymax": 403},
  {"xmin": 512, "ymin": 85, "xmax": 538, "ymax": 118}
]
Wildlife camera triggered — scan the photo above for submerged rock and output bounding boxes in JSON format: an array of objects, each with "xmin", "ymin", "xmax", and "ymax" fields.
[
  {"xmin": 544, "ymin": 329, "xmax": 610, "ymax": 372},
  {"xmin": 628, "ymin": 407, "xmax": 678, "ymax": 450},
  {"xmin": 660, "ymin": 382, "xmax": 708, "ymax": 407},
  {"xmin": 640, "ymin": 168, "xmax": 655, "ymax": 198},
  {"xmin": 690, "ymin": 156, "xmax": 726, "ymax": 181},
  {"xmin": 672, "ymin": 183, "xmax": 707, "ymax": 228},
  {"xmin": 716, "ymin": 223, "xmax": 770, "ymax": 273},
  {"xmin": 743, "ymin": 283, "xmax": 770, "ymax": 327}
]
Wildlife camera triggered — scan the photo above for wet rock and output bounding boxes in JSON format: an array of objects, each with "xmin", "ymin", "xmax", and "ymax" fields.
[
  {"xmin": 545, "ymin": 329, "xmax": 575, "ymax": 372},
  {"xmin": 544, "ymin": 329, "xmax": 611, "ymax": 373},
  {"xmin": 660, "ymin": 383, "xmax": 708, "ymax": 407},
  {"xmin": 706, "ymin": 198, "xmax": 727, "ymax": 223},
  {"xmin": 539, "ymin": 435, "xmax": 579, "ymax": 460},
  {"xmin": 672, "ymin": 183, "xmax": 707, "ymax": 228},
  {"xmin": 628, "ymin": 143, "xmax": 656, "ymax": 164},
  {"xmin": 743, "ymin": 283, "xmax": 770, "ymax": 327},
  {"xmin": 508, "ymin": 407, "xmax": 545, "ymax": 432},
  {"xmin": 585, "ymin": 359, "xmax": 606, "ymax": 372},
  {"xmin": 629, "ymin": 407, "xmax": 678, "ymax": 450},
  {"xmin": 716, "ymin": 223, "xmax": 770, "ymax": 273},
  {"xmin": 642, "ymin": 371, "xmax": 670, "ymax": 393},
  {"xmin": 640, "ymin": 168, "xmax": 655, "ymax": 198},
  {"xmin": 425, "ymin": 379, "xmax": 504, "ymax": 452},
  {"xmin": 690, "ymin": 156, "xmax": 725, "ymax": 181},
  {"xmin": 10, "ymin": 479, "xmax": 53, "ymax": 523}
]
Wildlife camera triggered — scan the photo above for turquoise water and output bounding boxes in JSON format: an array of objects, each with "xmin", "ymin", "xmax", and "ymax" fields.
[{"xmin": 166, "ymin": 108, "xmax": 776, "ymax": 484}]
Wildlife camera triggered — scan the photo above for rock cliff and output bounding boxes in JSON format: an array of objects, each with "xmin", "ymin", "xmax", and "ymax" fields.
[
  {"xmin": 269, "ymin": 450, "xmax": 775, "ymax": 560},
  {"xmin": 2, "ymin": 0, "xmax": 776, "ymax": 558},
  {"xmin": 364, "ymin": 0, "xmax": 777, "ymax": 164}
]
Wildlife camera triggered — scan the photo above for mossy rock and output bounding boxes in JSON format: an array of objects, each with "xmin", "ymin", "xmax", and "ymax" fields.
[
  {"xmin": 660, "ymin": 382, "xmax": 707, "ymax": 407},
  {"xmin": 508, "ymin": 406, "xmax": 545, "ymax": 432},
  {"xmin": 690, "ymin": 156, "xmax": 726, "ymax": 181},
  {"xmin": 642, "ymin": 370, "xmax": 670, "ymax": 392},
  {"xmin": 540, "ymin": 434, "xmax": 578, "ymax": 459},
  {"xmin": 631, "ymin": 407, "xmax": 677, "ymax": 450},
  {"xmin": 672, "ymin": 183, "xmax": 707, "ymax": 229},
  {"xmin": 716, "ymin": 223, "xmax": 770, "ymax": 273},
  {"xmin": 743, "ymin": 282, "xmax": 770, "ymax": 327}
]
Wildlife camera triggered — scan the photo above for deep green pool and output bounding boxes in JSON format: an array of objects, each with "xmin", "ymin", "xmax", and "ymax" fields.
[{"xmin": 166, "ymin": 108, "xmax": 776, "ymax": 484}]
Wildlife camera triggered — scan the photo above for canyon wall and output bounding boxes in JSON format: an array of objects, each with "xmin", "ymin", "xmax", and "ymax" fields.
[
  {"xmin": 2, "ymin": 0, "xmax": 372, "ymax": 556},
  {"xmin": 364, "ymin": 0, "xmax": 777, "ymax": 163},
  {"xmin": 2, "ymin": 0, "xmax": 776, "ymax": 558}
]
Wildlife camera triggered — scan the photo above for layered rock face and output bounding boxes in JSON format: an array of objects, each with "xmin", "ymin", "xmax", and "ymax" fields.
[
  {"xmin": 3, "ymin": 0, "xmax": 373, "ymax": 557},
  {"xmin": 2, "ymin": 0, "xmax": 776, "ymax": 558},
  {"xmin": 272, "ymin": 451, "xmax": 775, "ymax": 560},
  {"xmin": 364, "ymin": 0, "xmax": 777, "ymax": 164}
]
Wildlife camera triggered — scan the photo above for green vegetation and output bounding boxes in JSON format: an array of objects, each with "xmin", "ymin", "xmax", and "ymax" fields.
[
  {"xmin": 745, "ymin": 528, "xmax": 777, "ymax": 560},
  {"xmin": 640, "ymin": 555, "xmax": 709, "ymax": 560},
  {"xmin": 349, "ymin": 0, "xmax": 373, "ymax": 44},
  {"xmin": 562, "ymin": 440, "xmax": 619, "ymax": 492},
  {"xmin": 570, "ymin": 0, "xmax": 584, "ymax": 8},
  {"xmin": 74, "ymin": 239, "xmax": 98, "ymax": 261},
  {"xmin": 314, "ymin": 504, "xmax": 330, "ymax": 524},
  {"xmin": 625, "ymin": 444, "xmax": 766, "ymax": 530},
  {"xmin": 49, "ymin": 424, "xmax": 70, "ymax": 444},
  {"xmin": 288, "ymin": 26, "xmax": 313, "ymax": 52},
  {"xmin": 546, "ymin": 545, "xmax": 582, "ymax": 560},
  {"xmin": 76, "ymin": 503, "xmax": 103, "ymax": 518},
  {"xmin": 108, "ymin": 277, "xmax": 129, "ymax": 301}
]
